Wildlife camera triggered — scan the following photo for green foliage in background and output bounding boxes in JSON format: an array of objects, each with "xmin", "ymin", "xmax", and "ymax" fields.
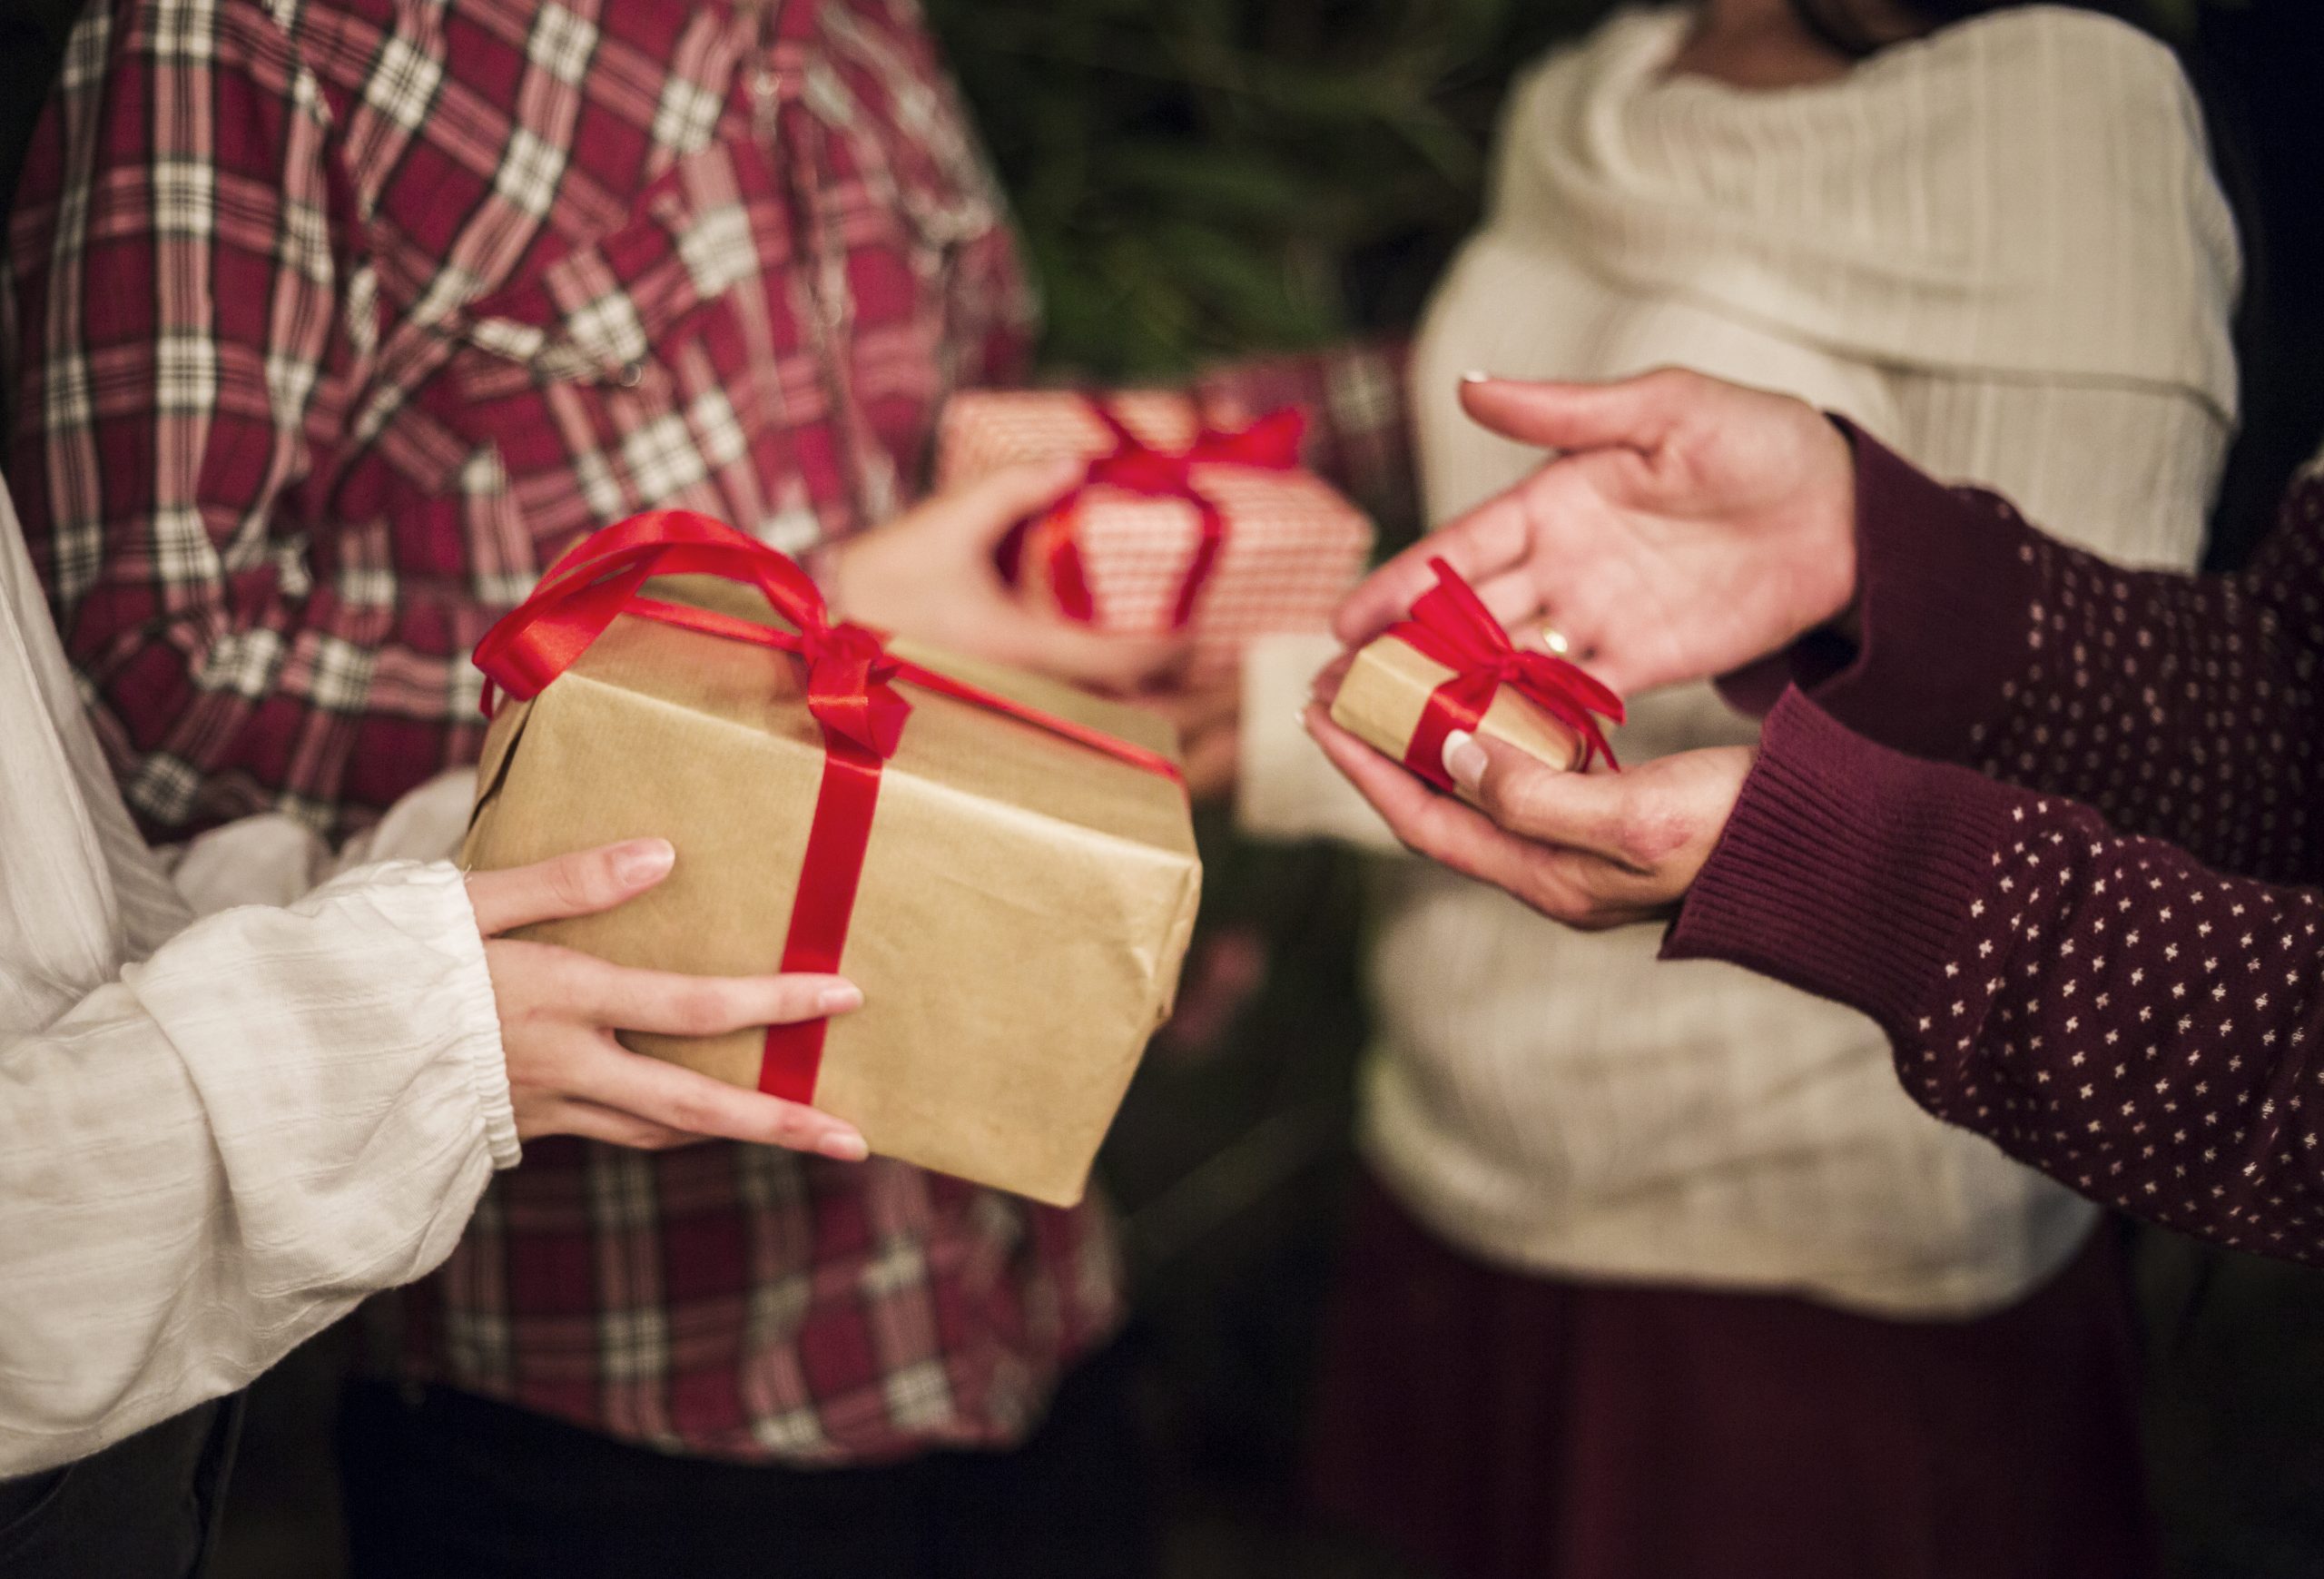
[
  {"xmin": 925, "ymin": 0, "xmax": 2221, "ymax": 380},
  {"xmin": 924, "ymin": 0, "xmax": 1620, "ymax": 378}
]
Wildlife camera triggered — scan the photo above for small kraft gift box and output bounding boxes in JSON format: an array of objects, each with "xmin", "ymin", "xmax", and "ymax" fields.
[
  {"xmin": 1329, "ymin": 558, "xmax": 1625, "ymax": 788},
  {"xmin": 462, "ymin": 509, "xmax": 1203, "ymax": 1208},
  {"xmin": 935, "ymin": 390, "xmax": 1374, "ymax": 672}
]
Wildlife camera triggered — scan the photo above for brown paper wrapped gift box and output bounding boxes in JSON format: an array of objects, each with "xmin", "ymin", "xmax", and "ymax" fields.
[
  {"xmin": 1329, "ymin": 631, "xmax": 1588, "ymax": 778},
  {"xmin": 463, "ymin": 577, "xmax": 1202, "ymax": 1208},
  {"xmin": 1322, "ymin": 557, "xmax": 1623, "ymax": 792}
]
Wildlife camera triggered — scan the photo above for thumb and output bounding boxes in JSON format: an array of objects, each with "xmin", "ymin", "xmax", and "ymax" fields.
[
  {"xmin": 1458, "ymin": 370, "xmax": 1686, "ymax": 457},
  {"xmin": 468, "ymin": 838, "xmax": 675, "ymax": 935},
  {"xmin": 1442, "ymin": 733, "xmax": 1630, "ymax": 862},
  {"xmin": 946, "ymin": 458, "xmax": 1086, "ymax": 545}
]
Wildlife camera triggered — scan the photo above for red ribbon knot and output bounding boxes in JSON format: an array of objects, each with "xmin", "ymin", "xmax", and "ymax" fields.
[
  {"xmin": 1038, "ymin": 398, "xmax": 1308, "ymax": 630},
  {"xmin": 1388, "ymin": 557, "xmax": 1626, "ymax": 786},
  {"xmin": 800, "ymin": 618, "xmax": 907, "ymax": 759}
]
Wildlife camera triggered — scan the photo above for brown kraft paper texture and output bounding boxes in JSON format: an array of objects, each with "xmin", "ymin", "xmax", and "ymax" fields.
[{"xmin": 465, "ymin": 577, "xmax": 1202, "ymax": 1207}]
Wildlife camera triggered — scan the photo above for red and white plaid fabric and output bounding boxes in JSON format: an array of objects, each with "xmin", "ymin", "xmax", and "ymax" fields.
[
  {"xmin": 936, "ymin": 389, "xmax": 1374, "ymax": 671},
  {"xmin": 5, "ymin": 0, "xmax": 1035, "ymax": 843},
  {"xmin": 1, "ymin": 0, "xmax": 1130, "ymax": 1465},
  {"xmin": 3, "ymin": 0, "xmax": 1420, "ymax": 1466}
]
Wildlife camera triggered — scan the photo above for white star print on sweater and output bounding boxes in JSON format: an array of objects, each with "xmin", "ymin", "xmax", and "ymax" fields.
[{"xmin": 1670, "ymin": 432, "xmax": 2324, "ymax": 1263}]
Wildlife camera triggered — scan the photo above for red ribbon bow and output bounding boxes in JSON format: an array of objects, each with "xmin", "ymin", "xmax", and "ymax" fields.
[
  {"xmin": 1036, "ymin": 398, "xmax": 1308, "ymax": 630},
  {"xmin": 1388, "ymin": 557, "xmax": 1626, "ymax": 787},
  {"xmin": 473, "ymin": 508, "xmax": 1183, "ymax": 1104},
  {"xmin": 472, "ymin": 509, "xmax": 915, "ymax": 755}
]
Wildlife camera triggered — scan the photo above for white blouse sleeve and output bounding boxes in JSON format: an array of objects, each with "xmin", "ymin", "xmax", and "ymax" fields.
[
  {"xmin": 0, "ymin": 479, "xmax": 515, "ymax": 1476},
  {"xmin": 0, "ymin": 859, "xmax": 517, "ymax": 1476}
]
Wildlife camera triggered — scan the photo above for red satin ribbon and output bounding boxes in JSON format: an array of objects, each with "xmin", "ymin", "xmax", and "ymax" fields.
[
  {"xmin": 1387, "ymin": 558, "xmax": 1626, "ymax": 790},
  {"xmin": 1035, "ymin": 398, "xmax": 1307, "ymax": 629},
  {"xmin": 473, "ymin": 508, "xmax": 1184, "ymax": 1103}
]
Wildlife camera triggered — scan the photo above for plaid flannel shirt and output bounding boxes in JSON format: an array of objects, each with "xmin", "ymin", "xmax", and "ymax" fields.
[
  {"xmin": 4, "ymin": 0, "xmax": 1417, "ymax": 1463},
  {"xmin": 4, "ymin": 0, "xmax": 1124, "ymax": 1465}
]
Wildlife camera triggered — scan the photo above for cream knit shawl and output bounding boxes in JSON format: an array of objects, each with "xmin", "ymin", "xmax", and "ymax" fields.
[
  {"xmin": 1503, "ymin": 4, "xmax": 2235, "ymax": 415},
  {"xmin": 1325, "ymin": 3, "xmax": 2242, "ymax": 1316}
]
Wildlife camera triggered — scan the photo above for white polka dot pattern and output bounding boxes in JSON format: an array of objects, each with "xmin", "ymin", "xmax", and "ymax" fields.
[
  {"xmin": 1896, "ymin": 798, "xmax": 2324, "ymax": 1260},
  {"xmin": 1900, "ymin": 476, "xmax": 2324, "ymax": 1256},
  {"xmin": 1673, "ymin": 466, "xmax": 2324, "ymax": 1260},
  {"xmin": 1956, "ymin": 477, "xmax": 2324, "ymax": 877}
]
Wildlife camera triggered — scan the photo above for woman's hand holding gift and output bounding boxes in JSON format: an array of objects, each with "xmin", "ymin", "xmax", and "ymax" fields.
[
  {"xmin": 468, "ymin": 839, "xmax": 870, "ymax": 1157},
  {"xmin": 1305, "ymin": 691, "xmax": 1751, "ymax": 929},
  {"xmin": 1309, "ymin": 367, "xmax": 1856, "ymax": 926},
  {"xmin": 1338, "ymin": 369, "xmax": 1861, "ymax": 697},
  {"xmin": 826, "ymin": 460, "xmax": 1188, "ymax": 693}
]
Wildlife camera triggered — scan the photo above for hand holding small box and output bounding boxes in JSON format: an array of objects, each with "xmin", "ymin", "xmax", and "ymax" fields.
[
  {"xmin": 465, "ymin": 510, "xmax": 1201, "ymax": 1207},
  {"xmin": 1326, "ymin": 557, "xmax": 1624, "ymax": 790}
]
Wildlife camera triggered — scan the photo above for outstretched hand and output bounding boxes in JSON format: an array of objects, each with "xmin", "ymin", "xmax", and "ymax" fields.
[
  {"xmin": 468, "ymin": 841, "xmax": 869, "ymax": 1158},
  {"xmin": 1303, "ymin": 700, "xmax": 1751, "ymax": 930},
  {"xmin": 1335, "ymin": 369, "xmax": 1860, "ymax": 696}
]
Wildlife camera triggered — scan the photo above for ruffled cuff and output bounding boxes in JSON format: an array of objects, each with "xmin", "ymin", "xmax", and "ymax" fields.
[{"xmin": 308, "ymin": 860, "xmax": 518, "ymax": 1169}]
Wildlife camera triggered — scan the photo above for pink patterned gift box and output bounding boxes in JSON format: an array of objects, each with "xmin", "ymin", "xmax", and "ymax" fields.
[{"xmin": 936, "ymin": 390, "xmax": 1374, "ymax": 671}]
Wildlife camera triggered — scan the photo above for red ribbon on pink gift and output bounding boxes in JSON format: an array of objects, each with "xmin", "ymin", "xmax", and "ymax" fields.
[
  {"xmin": 473, "ymin": 508, "xmax": 1183, "ymax": 1106},
  {"xmin": 1033, "ymin": 398, "xmax": 1308, "ymax": 630},
  {"xmin": 1387, "ymin": 557, "xmax": 1626, "ymax": 788}
]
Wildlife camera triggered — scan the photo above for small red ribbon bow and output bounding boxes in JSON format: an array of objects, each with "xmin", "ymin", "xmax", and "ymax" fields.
[
  {"xmin": 1039, "ymin": 398, "xmax": 1308, "ymax": 629},
  {"xmin": 1388, "ymin": 557, "xmax": 1626, "ymax": 782}
]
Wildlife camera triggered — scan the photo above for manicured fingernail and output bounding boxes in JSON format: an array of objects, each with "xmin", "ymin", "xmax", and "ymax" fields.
[
  {"xmin": 819, "ymin": 983, "xmax": 864, "ymax": 1014},
  {"xmin": 1443, "ymin": 729, "xmax": 1487, "ymax": 792},
  {"xmin": 615, "ymin": 839, "xmax": 675, "ymax": 883},
  {"xmin": 820, "ymin": 1129, "xmax": 870, "ymax": 1162},
  {"xmin": 1461, "ymin": 370, "xmax": 1492, "ymax": 384}
]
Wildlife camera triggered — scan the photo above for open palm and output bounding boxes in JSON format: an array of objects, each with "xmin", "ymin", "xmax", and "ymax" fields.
[{"xmin": 1336, "ymin": 369, "xmax": 1862, "ymax": 697}]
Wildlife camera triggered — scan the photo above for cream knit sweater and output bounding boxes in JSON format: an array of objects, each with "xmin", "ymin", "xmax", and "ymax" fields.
[{"xmin": 1240, "ymin": 4, "xmax": 2239, "ymax": 1315}]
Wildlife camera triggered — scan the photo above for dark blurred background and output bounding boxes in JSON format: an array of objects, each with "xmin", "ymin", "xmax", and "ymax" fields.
[{"xmin": 213, "ymin": 2, "xmax": 2324, "ymax": 1574}]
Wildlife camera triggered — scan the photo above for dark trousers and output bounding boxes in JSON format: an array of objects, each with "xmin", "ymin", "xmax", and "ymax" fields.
[
  {"xmin": 0, "ymin": 1395, "xmax": 243, "ymax": 1579},
  {"xmin": 338, "ymin": 1344, "xmax": 1156, "ymax": 1579}
]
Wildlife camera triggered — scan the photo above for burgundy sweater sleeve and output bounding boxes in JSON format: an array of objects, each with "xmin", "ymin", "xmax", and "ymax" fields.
[
  {"xmin": 1725, "ymin": 434, "xmax": 2324, "ymax": 886},
  {"xmin": 1668, "ymin": 691, "xmax": 2324, "ymax": 1264}
]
